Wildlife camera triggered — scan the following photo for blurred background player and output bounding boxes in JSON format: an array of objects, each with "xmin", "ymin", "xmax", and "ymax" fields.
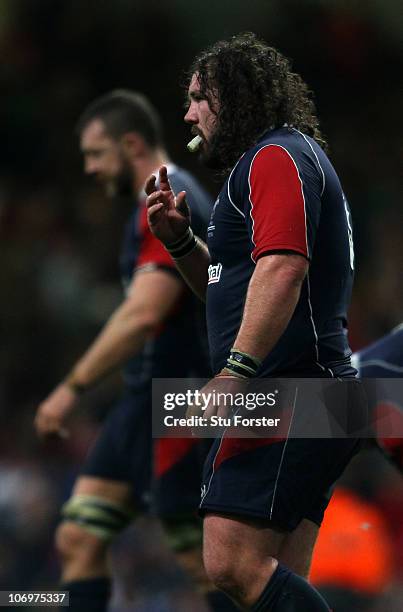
[
  {"xmin": 353, "ymin": 323, "xmax": 403, "ymax": 379},
  {"xmin": 307, "ymin": 326, "xmax": 403, "ymax": 610},
  {"xmin": 34, "ymin": 90, "xmax": 216, "ymax": 611},
  {"xmin": 353, "ymin": 323, "xmax": 403, "ymax": 473}
]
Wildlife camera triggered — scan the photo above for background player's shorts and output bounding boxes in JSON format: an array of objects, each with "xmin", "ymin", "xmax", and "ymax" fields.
[
  {"xmin": 152, "ymin": 438, "xmax": 212, "ymax": 551},
  {"xmin": 153, "ymin": 438, "xmax": 212, "ymax": 518},
  {"xmin": 81, "ymin": 387, "xmax": 152, "ymax": 512},
  {"xmin": 81, "ymin": 388, "xmax": 211, "ymax": 518}
]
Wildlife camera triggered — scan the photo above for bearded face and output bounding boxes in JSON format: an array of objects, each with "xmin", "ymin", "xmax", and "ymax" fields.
[{"xmin": 80, "ymin": 119, "xmax": 135, "ymax": 198}]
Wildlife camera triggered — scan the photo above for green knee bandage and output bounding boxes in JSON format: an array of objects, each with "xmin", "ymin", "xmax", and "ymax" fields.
[
  {"xmin": 61, "ymin": 495, "xmax": 136, "ymax": 541},
  {"xmin": 162, "ymin": 516, "xmax": 203, "ymax": 552}
]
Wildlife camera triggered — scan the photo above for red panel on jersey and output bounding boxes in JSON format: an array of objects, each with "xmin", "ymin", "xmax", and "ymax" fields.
[
  {"xmin": 249, "ymin": 145, "xmax": 308, "ymax": 262},
  {"xmin": 136, "ymin": 203, "xmax": 176, "ymax": 270}
]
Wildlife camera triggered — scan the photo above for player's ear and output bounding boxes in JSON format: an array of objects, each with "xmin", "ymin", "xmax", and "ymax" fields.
[{"xmin": 120, "ymin": 132, "xmax": 145, "ymax": 159}]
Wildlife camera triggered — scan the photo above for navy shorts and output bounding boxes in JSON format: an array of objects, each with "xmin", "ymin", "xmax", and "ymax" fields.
[
  {"xmin": 82, "ymin": 387, "xmax": 152, "ymax": 512},
  {"xmin": 153, "ymin": 438, "xmax": 212, "ymax": 518},
  {"xmin": 199, "ymin": 379, "xmax": 366, "ymax": 531},
  {"xmin": 82, "ymin": 386, "xmax": 210, "ymax": 517},
  {"xmin": 199, "ymin": 437, "xmax": 360, "ymax": 531}
]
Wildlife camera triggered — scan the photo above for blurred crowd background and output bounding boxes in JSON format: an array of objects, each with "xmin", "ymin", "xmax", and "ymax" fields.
[{"xmin": 0, "ymin": 0, "xmax": 402, "ymax": 610}]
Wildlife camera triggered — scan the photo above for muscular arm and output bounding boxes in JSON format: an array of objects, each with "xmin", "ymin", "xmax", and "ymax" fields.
[
  {"xmin": 67, "ymin": 269, "xmax": 184, "ymax": 387},
  {"xmin": 35, "ymin": 268, "xmax": 183, "ymax": 437},
  {"xmin": 232, "ymin": 253, "xmax": 308, "ymax": 361},
  {"xmin": 194, "ymin": 253, "xmax": 309, "ymax": 421}
]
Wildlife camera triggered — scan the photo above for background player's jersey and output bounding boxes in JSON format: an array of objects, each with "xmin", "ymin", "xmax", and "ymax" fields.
[
  {"xmin": 206, "ymin": 127, "xmax": 355, "ymax": 377},
  {"xmin": 119, "ymin": 164, "xmax": 212, "ymax": 388},
  {"xmin": 352, "ymin": 323, "xmax": 403, "ymax": 377},
  {"xmin": 352, "ymin": 324, "xmax": 403, "ymax": 471}
]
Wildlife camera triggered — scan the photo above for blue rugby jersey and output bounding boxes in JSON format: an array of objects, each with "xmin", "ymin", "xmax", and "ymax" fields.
[
  {"xmin": 206, "ymin": 127, "xmax": 356, "ymax": 377},
  {"xmin": 352, "ymin": 323, "xmax": 403, "ymax": 377},
  {"xmin": 119, "ymin": 164, "xmax": 212, "ymax": 388}
]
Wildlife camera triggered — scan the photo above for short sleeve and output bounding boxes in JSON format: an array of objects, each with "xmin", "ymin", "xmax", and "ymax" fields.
[
  {"xmin": 247, "ymin": 145, "xmax": 312, "ymax": 262},
  {"xmin": 135, "ymin": 205, "xmax": 176, "ymax": 271}
]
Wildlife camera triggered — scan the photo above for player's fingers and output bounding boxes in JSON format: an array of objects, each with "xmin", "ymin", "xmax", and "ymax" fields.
[
  {"xmin": 40, "ymin": 424, "xmax": 67, "ymax": 440},
  {"xmin": 144, "ymin": 174, "xmax": 157, "ymax": 196},
  {"xmin": 148, "ymin": 203, "xmax": 164, "ymax": 224},
  {"xmin": 35, "ymin": 412, "xmax": 62, "ymax": 438},
  {"xmin": 175, "ymin": 191, "xmax": 190, "ymax": 218},
  {"xmin": 186, "ymin": 402, "xmax": 198, "ymax": 419},
  {"xmin": 159, "ymin": 166, "xmax": 176, "ymax": 196},
  {"xmin": 158, "ymin": 165, "xmax": 170, "ymax": 189},
  {"xmin": 217, "ymin": 403, "xmax": 230, "ymax": 419},
  {"xmin": 204, "ymin": 401, "xmax": 217, "ymax": 421},
  {"xmin": 146, "ymin": 190, "xmax": 163, "ymax": 208}
]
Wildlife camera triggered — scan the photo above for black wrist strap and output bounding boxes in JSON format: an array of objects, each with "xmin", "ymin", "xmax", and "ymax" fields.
[
  {"xmin": 225, "ymin": 349, "xmax": 262, "ymax": 378},
  {"xmin": 166, "ymin": 228, "xmax": 197, "ymax": 259}
]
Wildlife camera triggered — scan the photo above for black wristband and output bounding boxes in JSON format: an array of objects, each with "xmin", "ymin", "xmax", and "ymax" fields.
[
  {"xmin": 166, "ymin": 228, "xmax": 197, "ymax": 259},
  {"xmin": 225, "ymin": 349, "xmax": 262, "ymax": 378}
]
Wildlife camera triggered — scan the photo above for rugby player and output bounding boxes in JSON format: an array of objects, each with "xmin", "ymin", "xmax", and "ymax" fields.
[
  {"xmin": 353, "ymin": 323, "xmax": 403, "ymax": 472},
  {"xmin": 34, "ymin": 90, "xmax": 218, "ymax": 611},
  {"xmin": 145, "ymin": 33, "xmax": 366, "ymax": 611}
]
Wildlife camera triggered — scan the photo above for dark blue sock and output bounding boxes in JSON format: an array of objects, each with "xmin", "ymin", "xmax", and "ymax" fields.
[
  {"xmin": 62, "ymin": 577, "xmax": 110, "ymax": 612},
  {"xmin": 251, "ymin": 564, "xmax": 330, "ymax": 611},
  {"xmin": 207, "ymin": 589, "xmax": 240, "ymax": 610}
]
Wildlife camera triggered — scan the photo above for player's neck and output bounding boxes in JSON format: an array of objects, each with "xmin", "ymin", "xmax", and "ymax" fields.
[{"xmin": 133, "ymin": 147, "xmax": 170, "ymax": 193}]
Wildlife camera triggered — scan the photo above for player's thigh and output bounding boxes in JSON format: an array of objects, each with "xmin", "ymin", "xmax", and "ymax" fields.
[{"xmin": 278, "ymin": 518, "xmax": 319, "ymax": 579}]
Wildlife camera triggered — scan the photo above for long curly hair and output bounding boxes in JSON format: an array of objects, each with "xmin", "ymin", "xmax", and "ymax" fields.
[{"xmin": 187, "ymin": 32, "xmax": 327, "ymax": 172}]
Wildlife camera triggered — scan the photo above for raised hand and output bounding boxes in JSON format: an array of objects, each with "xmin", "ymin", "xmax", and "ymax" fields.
[{"xmin": 145, "ymin": 166, "xmax": 191, "ymax": 245}]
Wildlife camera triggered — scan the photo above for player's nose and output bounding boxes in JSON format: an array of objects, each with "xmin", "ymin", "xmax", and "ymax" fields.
[
  {"xmin": 184, "ymin": 102, "xmax": 198, "ymax": 124},
  {"xmin": 84, "ymin": 158, "xmax": 99, "ymax": 175}
]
